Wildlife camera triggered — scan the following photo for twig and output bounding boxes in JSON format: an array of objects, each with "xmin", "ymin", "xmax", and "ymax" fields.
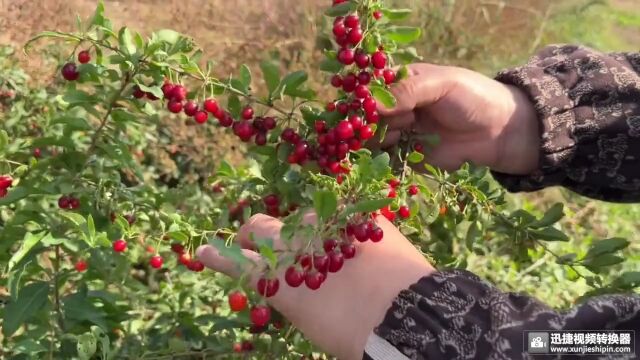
[{"xmin": 53, "ymin": 246, "xmax": 64, "ymax": 331}]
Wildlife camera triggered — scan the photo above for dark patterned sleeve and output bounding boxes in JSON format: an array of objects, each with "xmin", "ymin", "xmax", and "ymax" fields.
[
  {"xmin": 363, "ymin": 270, "xmax": 640, "ymax": 360},
  {"xmin": 491, "ymin": 45, "xmax": 640, "ymax": 202}
]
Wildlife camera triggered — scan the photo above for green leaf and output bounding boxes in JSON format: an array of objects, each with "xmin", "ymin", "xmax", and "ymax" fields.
[
  {"xmin": 279, "ymin": 71, "xmax": 308, "ymax": 97},
  {"xmin": 77, "ymin": 333, "xmax": 97, "ymax": 360},
  {"xmin": 12, "ymin": 339, "xmax": 47, "ymax": 356},
  {"xmin": 0, "ymin": 186, "xmax": 29, "ymax": 206},
  {"xmin": 324, "ymin": 1, "xmax": 356, "ymax": 17},
  {"xmin": 319, "ymin": 58, "xmax": 343, "ymax": 73},
  {"xmin": 0, "ymin": 129, "xmax": 8, "ymax": 151},
  {"xmin": 217, "ymin": 161, "xmax": 236, "ymax": 177},
  {"xmin": 612, "ymin": 271, "xmax": 640, "ymax": 288},
  {"xmin": 370, "ymin": 85, "xmax": 396, "ymax": 108},
  {"xmin": 118, "ymin": 27, "xmax": 136, "ymax": 55},
  {"xmin": 156, "ymin": 29, "xmax": 182, "ymax": 44},
  {"xmin": 258, "ymin": 244, "xmax": 278, "ymax": 269},
  {"xmin": 371, "ymin": 152, "xmax": 391, "ymax": 178},
  {"xmin": 260, "ymin": 60, "xmax": 280, "ymax": 96},
  {"xmin": 210, "ymin": 240, "xmax": 248, "ymax": 267},
  {"xmin": 136, "ymin": 83, "xmax": 163, "ymax": 99},
  {"xmin": 24, "ymin": 31, "xmax": 79, "ymax": 53},
  {"xmin": 239, "ymin": 64, "xmax": 252, "ymax": 91},
  {"xmin": 584, "ymin": 238, "xmax": 629, "ymax": 259},
  {"xmin": 407, "ymin": 151, "xmax": 424, "ymax": 163},
  {"xmin": 381, "ymin": 8, "xmax": 412, "ymax": 21},
  {"xmin": 3, "ymin": 282, "xmax": 49, "ymax": 337},
  {"xmin": 168, "ymin": 231, "xmax": 189, "ymax": 242},
  {"xmin": 227, "ymin": 94, "xmax": 241, "ymax": 119},
  {"xmin": 383, "ymin": 26, "xmax": 422, "ymax": 44},
  {"xmin": 465, "ymin": 221, "xmax": 481, "ymax": 250},
  {"xmin": 530, "ymin": 203, "xmax": 564, "ymax": 228},
  {"xmin": 345, "ymin": 198, "xmax": 393, "ymax": 216},
  {"xmin": 91, "ymin": 326, "xmax": 111, "ymax": 359},
  {"xmin": 87, "ymin": 214, "xmax": 96, "ymax": 240},
  {"xmin": 7, "ymin": 232, "xmax": 47, "ymax": 272},
  {"xmin": 582, "ymin": 254, "xmax": 625, "ymax": 270},
  {"xmin": 529, "ymin": 227, "xmax": 569, "ymax": 242},
  {"xmin": 313, "ymin": 190, "xmax": 338, "ymax": 221}
]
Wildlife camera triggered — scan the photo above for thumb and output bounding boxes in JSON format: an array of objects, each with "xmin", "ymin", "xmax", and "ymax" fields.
[
  {"xmin": 378, "ymin": 63, "xmax": 451, "ymax": 116},
  {"xmin": 196, "ymin": 244, "xmax": 263, "ymax": 278}
]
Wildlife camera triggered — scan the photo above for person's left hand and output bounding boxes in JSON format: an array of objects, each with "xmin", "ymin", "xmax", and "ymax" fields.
[{"xmin": 196, "ymin": 213, "xmax": 434, "ymax": 360}]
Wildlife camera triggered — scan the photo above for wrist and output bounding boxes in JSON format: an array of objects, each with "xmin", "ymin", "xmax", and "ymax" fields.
[{"xmin": 494, "ymin": 84, "xmax": 540, "ymax": 175}]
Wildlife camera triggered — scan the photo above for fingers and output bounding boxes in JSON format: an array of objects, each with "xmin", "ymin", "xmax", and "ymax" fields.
[
  {"xmin": 237, "ymin": 212, "xmax": 318, "ymax": 251},
  {"xmin": 378, "ymin": 63, "xmax": 451, "ymax": 116},
  {"xmin": 196, "ymin": 244, "xmax": 263, "ymax": 278},
  {"xmin": 383, "ymin": 111, "xmax": 415, "ymax": 131}
]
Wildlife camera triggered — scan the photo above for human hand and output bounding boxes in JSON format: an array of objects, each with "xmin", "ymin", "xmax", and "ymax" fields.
[
  {"xmin": 196, "ymin": 214, "xmax": 434, "ymax": 360},
  {"xmin": 377, "ymin": 63, "xmax": 540, "ymax": 175}
]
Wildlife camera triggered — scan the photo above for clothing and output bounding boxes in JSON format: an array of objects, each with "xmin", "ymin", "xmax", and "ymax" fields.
[{"xmin": 364, "ymin": 45, "xmax": 640, "ymax": 360}]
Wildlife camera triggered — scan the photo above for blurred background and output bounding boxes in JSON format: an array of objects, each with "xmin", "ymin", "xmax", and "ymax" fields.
[{"xmin": 1, "ymin": 0, "xmax": 639, "ymax": 306}]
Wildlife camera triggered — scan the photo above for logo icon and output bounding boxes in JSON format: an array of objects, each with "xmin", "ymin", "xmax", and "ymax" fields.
[{"xmin": 527, "ymin": 332, "xmax": 549, "ymax": 354}]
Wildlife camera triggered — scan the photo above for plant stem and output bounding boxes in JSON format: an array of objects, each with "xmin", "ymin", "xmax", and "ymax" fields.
[{"xmin": 53, "ymin": 246, "xmax": 65, "ymax": 331}]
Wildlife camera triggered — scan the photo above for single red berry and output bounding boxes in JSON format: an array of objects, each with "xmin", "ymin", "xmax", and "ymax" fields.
[
  {"xmin": 399, "ymin": 205, "xmax": 411, "ymax": 219},
  {"xmin": 263, "ymin": 117, "xmax": 276, "ymax": 130},
  {"xmin": 326, "ymin": 102, "xmax": 337, "ymax": 112},
  {"xmin": 241, "ymin": 341, "xmax": 254, "ymax": 352},
  {"xmin": 330, "ymin": 74, "xmax": 343, "ymax": 88},
  {"xmin": 337, "ymin": 174, "xmax": 345, "ymax": 184},
  {"xmin": 337, "ymin": 102, "xmax": 349, "ymax": 114},
  {"xmin": 342, "ymin": 73, "xmax": 357, "ymax": 93},
  {"xmin": 69, "ymin": 197, "xmax": 80, "ymax": 210},
  {"xmin": 346, "ymin": 223, "xmax": 355, "ymax": 236},
  {"xmin": 328, "ymin": 161, "xmax": 341, "ymax": 174},
  {"xmin": 242, "ymin": 106, "xmax": 254, "ymax": 120},
  {"xmin": 333, "ymin": 22, "xmax": 347, "ymax": 37},
  {"xmin": 363, "ymin": 97, "xmax": 377, "ymax": 114},
  {"xmin": 359, "ymin": 125, "xmax": 374, "ymax": 140},
  {"xmin": 354, "ymin": 85, "xmax": 370, "ymax": 99},
  {"xmin": 183, "ymin": 101, "xmax": 198, "ymax": 116},
  {"xmin": 366, "ymin": 111, "xmax": 380, "ymax": 124},
  {"xmin": 204, "ymin": 98, "xmax": 219, "ymax": 113},
  {"xmin": 167, "ymin": 100, "xmax": 183, "ymax": 113},
  {"xmin": 162, "ymin": 83, "xmax": 176, "ymax": 99},
  {"xmin": 218, "ymin": 112, "xmax": 234, "ymax": 127},
  {"xmin": 0, "ymin": 175, "xmax": 13, "ymax": 189},
  {"xmin": 75, "ymin": 260, "xmax": 88, "ymax": 272},
  {"xmin": 315, "ymin": 120, "xmax": 327, "ymax": 134},
  {"xmin": 414, "ymin": 142, "xmax": 425, "ymax": 153},
  {"xmin": 263, "ymin": 194, "xmax": 280, "ymax": 207},
  {"xmin": 373, "ymin": 10, "xmax": 383, "ymax": 20},
  {"xmin": 381, "ymin": 206, "xmax": 396, "ymax": 221},
  {"xmin": 150, "ymin": 255, "xmax": 163, "ymax": 269},
  {"xmin": 32, "ymin": 147, "xmax": 42, "ymax": 158},
  {"xmin": 188, "ymin": 260, "xmax": 205, "ymax": 272},
  {"xmin": 257, "ymin": 277, "xmax": 280, "ymax": 298},
  {"xmin": 354, "ymin": 223, "xmax": 370, "ymax": 242},
  {"xmin": 179, "ymin": 252, "xmax": 192, "ymax": 266},
  {"xmin": 250, "ymin": 305, "xmax": 271, "ymax": 327},
  {"xmin": 371, "ymin": 51, "xmax": 387, "ymax": 69},
  {"xmin": 408, "ymin": 185, "xmax": 419, "ymax": 196},
  {"xmin": 58, "ymin": 195, "xmax": 70, "ymax": 209},
  {"xmin": 344, "ymin": 15, "xmax": 360, "ymax": 28},
  {"xmin": 297, "ymin": 253, "xmax": 312, "ymax": 271},
  {"xmin": 294, "ymin": 142, "xmax": 310, "ymax": 158},
  {"xmin": 233, "ymin": 343, "xmax": 242, "ymax": 353},
  {"xmin": 338, "ymin": 48, "xmax": 355, "ymax": 65},
  {"xmin": 255, "ymin": 132, "xmax": 267, "ymax": 146},
  {"xmin": 323, "ymin": 238, "xmax": 338, "ymax": 252},
  {"xmin": 132, "ymin": 85, "xmax": 146, "ymax": 99},
  {"xmin": 347, "ymin": 28, "xmax": 363, "ymax": 45},
  {"xmin": 357, "ymin": 71, "xmax": 372, "ymax": 85},
  {"xmin": 355, "ymin": 52, "xmax": 370, "ymax": 69},
  {"xmin": 383, "ymin": 69, "xmax": 396, "ymax": 85},
  {"xmin": 335, "ymin": 121, "xmax": 354, "ymax": 140},
  {"xmin": 368, "ymin": 225, "xmax": 384, "ymax": 242},
  {"xmin": 340, "ymin": 243, "xmax": 356, "ymax": 259},
  {"xmin": 388, "ymin": 188, "xmax": 398, "ymax": 198},
  {"xmin": 77, "ymin": 50, "xmax": 91, "ymax": 64},
  {"xmin": 313, "ymin": 253, "xmax": 329, "ymax": 273},
  {"xmin": 171, "ymin": 243, "xmax": 184, "ymax": 254},
  {"xmin": 389, "ymin": 178, "xmax": 401, "ymax": 188},
  {"xmin": 228, "ymin": 291, "xmax": 248, "ymax": 312},
  {"xmin": 336, "ymin": 34, "xmax": 349, "ymax": 47},
  {"xmin": 194, "ymin": 111, "xmax": 208, "ymax": 124},
  {"xmin": 124, "ymin": 214, "xmax": 136, "ymax": 225},
  {"xmin": 281, "ymin": 128, "xmax": 295, "ymax": 142},
  {"xmin": 349, "ymin": 138, "xmax": 362, "ymax": 151},
  {"xmin": 112, "ymin": 239, "xmax": 127, "ymax": 253},
  {"xmin": 328, "ymin": 251, "xmax": 344, "ymax": 273},
  {"xmin": 285, "ymin": 266, "xmax": 305, "ymax": 288},
  {"xmin": 61, "ymin": 62, "xmax": 79, "ymax": 81},
  {"xmin": 172, "ymin": 85, "xmax": 187, "ymax": 102},
  {"xmin": 287, "ymin": 153, "xmax": 299, "ymax": 164},
  {"xmin": 305, "ymin": 271, "xmax": 326, "ymax": 290}
]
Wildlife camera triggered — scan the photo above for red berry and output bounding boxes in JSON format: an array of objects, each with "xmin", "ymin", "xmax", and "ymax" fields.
[
  {"xmin": 354, "ymin": 223, "xmax": 369, "ymax": 242},
  {"xmin": 32, "ymin": 148, "xmax": 42, "ymax": 158},
  {"xmin": 69, "ymin": 197, "xmax": 80, "ymax": 210},
  {"xmin": 204, "ymin": 98, "xmax": 219, "ymax": 113},
  {"xmin": 315, "ymin": 120, "xmax": 327, "ymax": 134},
  {"xmin": 188, "ymin": 260, "xmax": 205, "ymax": 272},
  {"xmin": 250, "ymin": 305, "xmax": 271, "ymax": 327},
  {"xmin": 146, "ymin": 92, "xmax": 159, "ymax": 100},
  {"xmin": 371, "ymin": 51, "xmax": 387, "ymax": 69},
  {"xmin": 366, "ymin": 111, "xmax": 380, "ymax": 123},
  {"xmin": 383, "ymin": 69, "xmax": 396, "ymax": 84},
  {"xmin": 183, "ymin": 101, "xmax": 198, "ymax": 116},
  {"xmin": 297, "ymin": 254, "xmax": 312, "ymax": 271},
  {"xmin": 285, "ymin": 266, "xmax": 305, "ymax": 288},
  {"xmin": 388, "ymin": 188, "xmax": 397, "ymax": 198},
  {"xmin": 0, "ymin": 188, "xmax": 7, "ymax": 198},
  {"xmin": 241, "ymin": 341, "xmax": 254, "ymax": 352},
  {"xmin": 162, "ymin": 83, "xmax": 176, "ymax": 99},
  {"xmin": 363, "ymin": 97, "xmax": 377, "ymax": 114},
  {"xmin": 257, "ymin": 277, "xmax": 280, "ymax": 297},
  {"xmin": 414, "ymin": 142, "xmax": 425, "ymax": 153},
  {"xmin": 326, "ymin": 102, "xmax": 337, "ymax": 112},
  {"xmin": 304, "ymin": 271, "xmax": 326, "ymax": 290},
  {"xmin": 323, "ymin": 238, "xmax": 338, "ymax": 252},
  {"xmin": 389, "ymin": 178, "xmax": 401, "ymax": 188},
  {"xmin": 340, "ymin": 243, "xmax": 356, "ymax": 259},
  {"xmin": 344, "ymin": 15, "xmax": 360, "ymax": 28},
  {"xmin": 348, "ymin": 138, "xmax": 362, "ymax": 151},
  {"xmin": 263, "ymin": 117, "xmax": 276, "ymax": 130},
  {"xmin": 373, "ymin": 10, "xmax": 383, "ymax": 20},
  {"xmin": 359, "ymin": 125, "xmax": 374, "ymax": 140},
  {"xmin": 167, "ymin": 100, "xmax": 183, "ymax": 113},
  {"xmin": 338, "ymin": 48, "xmax": 355, "ymax": 65},
  {"xmin": 61, "ymin": 63, "xmax": 79, "ymax": 81},
  {"xmin": 263, "ymin": 194, "xmax": 280, "ymax": 207},
  {"xmin": 355, "ymin": 52, "xmax": 370, "ymax": 69},
  {"xmin": 124, "ymin": 214, "xmax": 136, "ymax": 225},
  {"xmin": 342, "ymin": 73, "xmax": 357, "ymax": 93},
  {"xmin": 337, "ymin": 102, "xmax": 349, "ymax": 114},
  {"xmin": 150, "ymin": 255, "xmax": 163, "ymax": 269},
  {"xmin": 242, "ymin": 106, "xmax": 254, "ymax": 120},
  {"xmin": 179, "ymin": 252, "xmax": 192, "ymax": 266},
  {"xmin": 408, "ymin": 185, "xmax": 419, "ymax": 196},
  {"xmin": 335, "ymin": 121, "xmax": 354, "ymax": 140},
  {"xmin": 328, "ymin": 251, "xmax": 344, "ymax": 273},
  {"xmin": 132, "ymin": 86, "xmax": 145, "ymax": 99},
  {"xmin": 233, "ymin": 343, "xmax": 242, "ymax": 353},
  {"xmin": 354, "ymin": 85, "xmax": 370, "ymax": 99},
  {"xmin": 233, "ymin": 121, "xmax": 255, "ymax": 141},
  {"xmin": 368, "ymin": 225, "xmax": 384, "ymax": 242},
  {"xmin": 281, "ymin": 128, "xmax": 295, "ymax": 142},
  {"xmin": 357, "ymin": 71, "xmax": 372, "ymax": 85},
  {"xmin": 381, "ymin": 206, "xmax": 396, "ymax": 221},
  {"xmin": 228, "ymin": 291, "xmax": 248, "ymax": 312},
  {"xmin": 330, "ymin": 74, "xmax": 343, "ymax": 88},
  {"xmin": 77, "ymin": 50, "xmax": 91, "ymax": 64},
  {"xmin": 113, "ymin": 239, "xmax": 127, "ymax": 253},
  {"xmin": 75, "ymin": 260, "xmax": 88, "ymax": 272},
  {"xmin": 171, "ymin": 243, "xmax": 184, "ymax": 254},
  {"xmin": 172, "ymin": 85, "xmax": 187, "ymax": 102},
  {"xmin": 0, "ymin": 175, "xmax": 13, "ymax": 189},
  {"xmin": 348, "ymin": 28, "xmax": 363, "ymax": 45},
  {"xmin": 58, "ymin": 196, "xmax": 70, "ymax": 209},
  {"xmin": 328, "ymin": 161, "xmax": 341, "ymax": 174},
  {"xmin": 313, "ymin": 253, "xmax": 329, "ymax": 273},
  {"xmin": 255, "ymin": 132, "xmax": 267, "ymax": 146},
  {"xmin": 194, "ymin": 111, "xmax": 208, "ymax": 124},
  {"xmin": 337, "ymin": 174, "xmax": 345, "ymax": 184},
  {"xmin": 399, "ymin": 205, "xmax": 411, "ymax": 219},
  {"xmin": 333, "ymin": 22, "xmax": 347, "ymax": 37}
]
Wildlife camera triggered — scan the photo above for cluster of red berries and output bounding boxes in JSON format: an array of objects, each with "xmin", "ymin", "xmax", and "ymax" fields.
[
  {"xmin": 0, "ymin": 175, "xmax": 13, "ymax": 198},
  {"xmin": 228, "ymin": 290, "xmax": 272, "ymax": 327},
  {"xmin": 58, "ymin": 195, "xmax": 81, "ymax": 210},
  {"xmin": 379, "ymin": 179, "xmax": 420, "ymax": 221},
  {"xmin": 170, "ymin": 243, "xmax": 205, "ymax": 272},
  {"xmin": 60, "ymin": 50, "xmax": 91, "ymax": 81}
]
